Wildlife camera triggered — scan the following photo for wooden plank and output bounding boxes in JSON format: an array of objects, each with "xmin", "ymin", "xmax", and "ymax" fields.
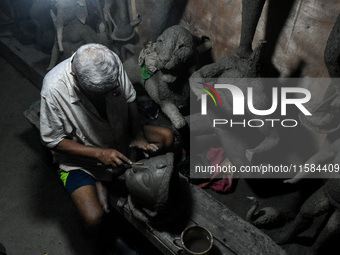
[
  {"xmin": 110, "ymin": 194, "xmax": 236, "ymax": 255},
  {"xmin": 108, "ymin": 176, "xmax": 236, "ymax": 255},
  {"xmin": 0, "ymin": 37, "xmax": 48, "ymax": 89},
  {"xmin": 23, "ymin": 101, "xmax": 41, "ymax": 130},
  {"xmin": 109, "ymin": 176, "xmax": 285, "ymax": 255},
  {"xmin": 108, "ymin": 179, "xmax": 178, "ymax": 255},
  {"xmin": 189, "ymin": 184, "xmax": 286, "ymax": 255}
]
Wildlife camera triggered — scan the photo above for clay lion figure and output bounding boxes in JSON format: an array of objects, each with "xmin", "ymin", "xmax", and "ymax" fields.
[{"xmin": 123, "ymin": 25, "xmax": 198, "ymax": 130}]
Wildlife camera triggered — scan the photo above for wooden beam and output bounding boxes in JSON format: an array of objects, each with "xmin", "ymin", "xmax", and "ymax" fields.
[
  {"xmin": 0, "ymin": 37, "xmax": 48, "ymax": 89},
  {"xmin": 109, "ymin": 176, "xmax": 286, "ymax": 255}
]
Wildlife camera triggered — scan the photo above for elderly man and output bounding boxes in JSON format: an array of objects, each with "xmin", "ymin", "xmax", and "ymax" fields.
[{"xmin": 40, "ymin": 43, "xmax": 173, "ymax": 234}]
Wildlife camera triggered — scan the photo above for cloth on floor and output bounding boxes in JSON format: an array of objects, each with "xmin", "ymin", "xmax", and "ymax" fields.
[{"xmin": 198, "ymin": 147, "xmax": 233, "ymax": 193}]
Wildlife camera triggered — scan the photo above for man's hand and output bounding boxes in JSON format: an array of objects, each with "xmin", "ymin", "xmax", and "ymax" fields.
[
  {"xmin": 97, "ymin": 148, "xmax": 132, "ymax": 168},
  {"xmin": 129, "ymin": 137, "xmax": 158, "ymax": 158}
]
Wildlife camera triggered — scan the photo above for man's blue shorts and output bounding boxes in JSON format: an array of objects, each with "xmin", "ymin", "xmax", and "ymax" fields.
[{"xmin": 58, "ymin": 169, "xmax": 96, "ymax": 194}]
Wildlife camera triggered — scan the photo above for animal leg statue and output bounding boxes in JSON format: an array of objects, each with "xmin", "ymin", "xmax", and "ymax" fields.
[
  {"xmin": 110, "ymin": 0, "xmax": 142, "ymax": 41},
  {"xmin": 237, "ymin": 0, "xmax": 266, "ymax": 59},
  {"xmin": 246, "ymin": 196, "xmax": 283, "ymax": 228}
]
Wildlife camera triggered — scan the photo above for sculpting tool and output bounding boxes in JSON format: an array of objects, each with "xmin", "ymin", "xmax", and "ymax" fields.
[{"xmin": 96, "ymin": 162, "xmax": 144, "ymax": 166}]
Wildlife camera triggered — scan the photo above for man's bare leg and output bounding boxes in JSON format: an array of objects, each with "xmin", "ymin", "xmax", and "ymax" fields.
[
  {"xmin": 71, "ymin": 185, "xmax": 115, "ymax": 254},
  {"xmin": 95, "ymin": 181, "xmax": 110, "ymax": 214},
  {"xmin": 143, "ymin": 125, "xmax": 174, "ymax": 152},
  {"xmin": 71, "ymin": 185, "xmax": 104, "ymax": 233}
]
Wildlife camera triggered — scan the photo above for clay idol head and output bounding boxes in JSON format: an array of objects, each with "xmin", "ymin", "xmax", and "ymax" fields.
[{"xmin": 125, "ymin": 153, "xmax": 176, "ymax": 213}]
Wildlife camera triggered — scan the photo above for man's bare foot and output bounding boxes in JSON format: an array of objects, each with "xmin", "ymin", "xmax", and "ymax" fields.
[{"xmin": 95, "ymin": 181, "xmax": 110, "ymax": 213}]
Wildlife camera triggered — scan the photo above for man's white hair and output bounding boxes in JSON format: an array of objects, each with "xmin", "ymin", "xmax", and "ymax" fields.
[{"xmin": 73, "ymin": 43, "xmax": 119, "ymax": 93}]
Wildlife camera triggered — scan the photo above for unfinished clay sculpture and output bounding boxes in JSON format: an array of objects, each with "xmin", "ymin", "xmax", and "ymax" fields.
[
  {"xmin": 50, "ymin": 0, "xmax": 88, "ymax": 53},
  {"xmin": 125, "ymin": 153, "xmax": 181, "ymax": 225},
  {"xmin": 190, "ymin": 41, "xmax": 280, "ymax": 163},
  {"xmin": 109, "ymin": 0, "xmax": 142, "ymax": 41},
  {"xmin": 246, "ymin": 196, "xmax": 288, "ymax": 229},
  {"xmin": 278, "ymin": 179, "xmax": 340, "ymax": 255},
  {"xmin": 47, "ymin": 18, "xmax": 110, "ymax": 70},
  {"xmin": 150, "ymin": 0, "xmax": 175, "ymax": 40},
  {"xmin": 49, "ymin": 0, "xmax": 143, "ymax": 69},
  {"xmin": 237, "ymin": 0, "xmax": 266, "ymax": 59},
  {"xmin": 300, "ymin": 15, "xmax": 340, "ymax": 133},
  {"xmin": 123, "ymin": 25, "xmax": 197, "ymax": 130},
  {"xmin": 280, "ymin": 138, "xmax": 340, "ymax": 254}
]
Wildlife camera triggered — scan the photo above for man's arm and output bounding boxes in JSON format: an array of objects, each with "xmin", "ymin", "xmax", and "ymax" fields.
[{"xmin": 55, "ymin": 139, "xmax": 132, "ymax": 167}]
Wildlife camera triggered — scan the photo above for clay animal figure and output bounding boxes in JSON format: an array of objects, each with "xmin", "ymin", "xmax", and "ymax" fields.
[
  {"xmin": 123, "ymin": 25, "xmax": 197, "ymax": 130},
  {"xmin": 50, "ymin": 0, "xmax": 88, "ymax": 53},
  {"xmin": 280, "ymin": 138, "xmax": 340, "ymax": 255},
  {"xmin": 47, "ymin": 0, "xmax": 93, "ymax": 69},
  {"xmin": 47, "ymin": 18, "xmax": 110, "ymax": 70},
  {"xmin": 190, "ymin": 41, "xmax": 280, "ymax": 163},
  {"xmin": 300, "ymin": 14, "xmax": 340, "ymax": 134},
  {"xmin": 125, "ymin": 153, "xmax": 181, "ymax": 225},
  {"xmin": 279, "ymin": 179, "xmax": 340, "ymax": 255},
  {"xmin": 246, "ymin": 196, "xmax": 287, "ymax": 229}
]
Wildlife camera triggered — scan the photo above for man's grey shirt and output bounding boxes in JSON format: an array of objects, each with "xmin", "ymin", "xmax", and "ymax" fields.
[{"xmin": 40, "ymin": 53, "xmax": 136, "ymax": 181}]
